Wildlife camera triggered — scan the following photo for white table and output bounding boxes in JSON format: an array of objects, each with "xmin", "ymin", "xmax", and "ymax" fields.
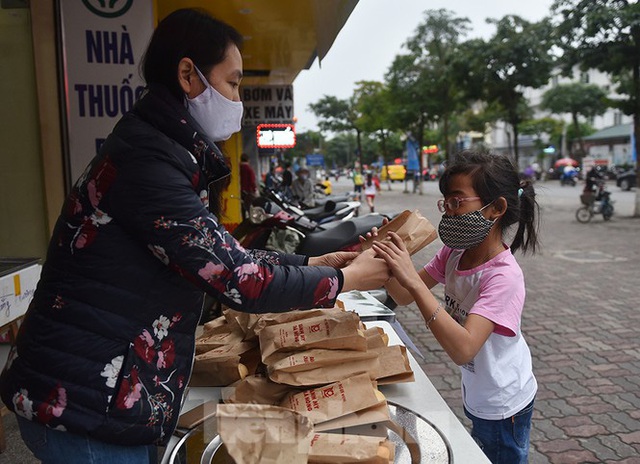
[{"xmin": 162, "ymin": 319, "xmax": 489, "ymax": 463}]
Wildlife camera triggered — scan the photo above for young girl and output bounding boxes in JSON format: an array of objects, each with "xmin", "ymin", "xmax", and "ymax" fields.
[
  {"xmin": 364, "ymin": 172, "xmax": 381, "ymax": 212},
  {"xmin": 372, "ymin": 151, "xmax": 539, "ymax": 464}
]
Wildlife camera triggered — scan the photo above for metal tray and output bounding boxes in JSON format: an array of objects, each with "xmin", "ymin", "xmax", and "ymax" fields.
[{"xmin": 177, "ymin": 402, "xmax": 452, "ymax": 464}]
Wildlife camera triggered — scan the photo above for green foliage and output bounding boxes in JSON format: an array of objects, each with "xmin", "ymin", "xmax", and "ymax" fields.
[
  {"xmin": 308, "ymin": 96, "xmax": 356, "ymax": 133},
  {"xmin": 541, "ymin": 83, "xmax": 608, "ymax": 120},
  {"xmin": 386, "ymin": 9, "xmax": 471, "ymax": 162},
  {"xmin": 456, "ymin": 16, "xmax": 556, "ymax": 162}
]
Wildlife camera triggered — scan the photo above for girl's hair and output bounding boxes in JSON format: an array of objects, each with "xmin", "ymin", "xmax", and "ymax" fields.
[
  {"xmin": 439, "ymin": 150, "xmax": 540, "ymax": 254},
  {"xmin": 366, "ymin": 172, "xmax": 373, "ymax": 186},
  {"xmin": 141, "ymin": 8, "xmax": 243, "ymax": 102}
]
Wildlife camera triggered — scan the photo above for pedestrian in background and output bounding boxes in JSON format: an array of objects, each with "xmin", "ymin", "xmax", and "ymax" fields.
[
  {"xmin": 291, "ymin": 168, "xmax": 315, "ymax": 207},
  {"xmin": 363, "ymin": 171, "xmax": 380, "ymax": 213},
  {"xmin": 353, "ymin": 168, "xmax": 364, "ymax": 199},
  {"xmin": 372, "ymin": 150, "xmax": 539, "ymax": 464},
  {"xmin": 240, "ymin": 152, "xmax": 257, "ymax": 219},
  {"xmin": 0, "ymin": 9, "xmax": 390, "ymax": 463}
]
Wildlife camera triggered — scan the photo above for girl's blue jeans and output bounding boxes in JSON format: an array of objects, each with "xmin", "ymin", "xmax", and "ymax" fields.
[
  {"xmin": 16, "ymin": 415, "xmax": 157, "ymax": 464},
  {"xmin": 464, "ymin": 398, "xmax": 535, "ymax": 464}
]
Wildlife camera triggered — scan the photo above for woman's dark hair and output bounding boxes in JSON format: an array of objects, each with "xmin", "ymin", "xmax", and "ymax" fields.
[
  {"xmin": 439, "ymin": 150, "xmax": 540, "ymax": 254},
  {"xmin": 141, "ymin": 8, "xmax": 243, "ymax": 102},
  {"xmin": 366, "ymin": 172, "xmax": 373, "ymax": 186}
]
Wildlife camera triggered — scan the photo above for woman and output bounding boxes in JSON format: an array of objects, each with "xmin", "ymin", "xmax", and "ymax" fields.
[{"xmin": 0, "ymin": 9, "xmax": 389, "ymax": 463}]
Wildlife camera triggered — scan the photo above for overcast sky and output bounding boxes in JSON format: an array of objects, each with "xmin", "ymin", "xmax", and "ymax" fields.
[{"xmin": 293, "ymin": 0, "xmax": 555, "ymax": 132}]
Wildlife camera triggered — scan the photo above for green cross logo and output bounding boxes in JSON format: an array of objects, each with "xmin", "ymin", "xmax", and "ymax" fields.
[{"xmin": 82, "ymin": 0, "xmax": 134, "ymax": 18}]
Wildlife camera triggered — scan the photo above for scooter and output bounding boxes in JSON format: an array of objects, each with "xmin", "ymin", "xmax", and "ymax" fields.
[
  {"xmin": 576, "ymin": 183, "xmax": 614, "ymax": 223},
  {"xmin": 267, "ymin": 188, "xmax": 361, "ymax": 225},
  {"xmin": 233, "ymin": 191, "xmax": 385, "ymax": 256}
]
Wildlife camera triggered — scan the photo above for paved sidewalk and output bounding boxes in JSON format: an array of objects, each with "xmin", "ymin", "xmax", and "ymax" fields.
[{"xmin": 2, "ymin": 178, "xmax": 639, "ymax": 463}]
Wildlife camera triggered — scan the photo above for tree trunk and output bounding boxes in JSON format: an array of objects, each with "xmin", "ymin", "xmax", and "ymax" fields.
[
  {"xmin": 443, "ymin": 114, "xmax": 450, "ymax": 167},
  {"xmin": 573, "ymin": 112, "xmax": 585, "ymax": 159},
  {"xmin": 512, "ymin": 118, "xmax": 520, "ymax": 167},
  {"xmin": 417, "ymin": 121, "xmax": 424, "ymax": 195},
  {"xmin": 356, "ymin": 129, "xmax": 363, "ymax": 171}
]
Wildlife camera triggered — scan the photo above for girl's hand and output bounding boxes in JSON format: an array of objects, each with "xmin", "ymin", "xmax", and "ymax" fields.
[
  {"xmin": 371, "ymin": 232, "xmax": 421, "ymax": 289},
  {"xmin": 308, "ymin": 251, "xmax": 359, "ymax": 268}
]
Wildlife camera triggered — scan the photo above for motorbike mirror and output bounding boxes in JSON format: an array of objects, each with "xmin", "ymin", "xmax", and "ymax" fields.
[{"xmin": 249, "ymin": 206, "xmax": 271, "ymax": 224}]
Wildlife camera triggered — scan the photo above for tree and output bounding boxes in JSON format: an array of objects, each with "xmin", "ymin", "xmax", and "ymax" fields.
[
  {"xmin": 353, "ymin": 81, "xmax": 394, "ymax": 165},
  {"xmin": 552, "ymin": 0, "xmax": 640, "ymax": 216},
  {"xmin": 540, "ymin": 83, "xmax": 608, "ymax": 157},
  {"xmin": 457, "ymin": 16, "xmax": 555, "ymax": 165},
  {"xmin": 403, "ymin": 9, "xmax": 471, "ymax": 162},
  {"xmin": 308, "ymin": 96, "xmax": 364, "ymax": 170}
]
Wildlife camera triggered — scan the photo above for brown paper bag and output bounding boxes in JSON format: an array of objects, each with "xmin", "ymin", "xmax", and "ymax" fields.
[
  {"xmin": 371, "ymin": 345, "xmax": 415, "ymax": 385},
  {"xmin": 313, "ymin": 401, "xmax": 391, "ymax": 432},
  {"xmin": 360, "ymin": 209, "xmax": 437, "ymax": 255},
  {"xmin": 217, "ymin": 403, "xmax": 313, "ymax": 464},
  {"xmin": 195, "ymin": 329, "xmax": 246, "ymax": 355},
  {"xmin": 364, "ymin": 327, "xmax": 389, "ymax": 349},
  {"xmin": 279, "ymin": 373, "xmax": 385, "ymax": 425},
  {"xmin": 189, "ymin": 349, "xmax": 248, "ymax": 387},
  {"xmin": 177, "ymin": 400, "xmax": 218, "ymax": 430},
  {"xmin": 309, "ymin": 432, "xmax": 395, "ymax": 463},
  {"xmin": 200, "ymin": 315, "xmax": 230, "ymax": 338},
  {"xmin": 259, "ymin": 311, "xmax": 366, "ymax": 363},
  {"xmin": 268, "ymin": 349, "xmax": 380, "ymax": 386},
  {"xmin": 252, "ymin": 307, "xmax": 345, "ymax": 337},
  {"xmin": 221, "ymin": 375, "xmax": 300, "ymax": 405}
]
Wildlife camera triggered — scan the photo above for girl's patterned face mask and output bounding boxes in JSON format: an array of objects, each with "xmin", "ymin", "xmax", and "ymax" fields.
[{"xmin": 438, "ymin": 203, "xmax": 496, "ymax": 249}]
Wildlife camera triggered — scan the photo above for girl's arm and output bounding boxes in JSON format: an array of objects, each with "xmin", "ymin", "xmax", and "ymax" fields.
[
  {"xmin": 384, "ymin": 268, "xmax": 437, "ymax": 306},
  {"xmin": 373, "ymin": 233, "xmax": 494, "ymax": 365}
]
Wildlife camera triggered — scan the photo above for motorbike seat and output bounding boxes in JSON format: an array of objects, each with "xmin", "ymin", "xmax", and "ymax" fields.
[
  {"xmin": 304, "ymin": 201, "xmax": 352, "ymax": 222},
  {"xmin": 297, "ymin": 214, "xmax": 385, "ymax": 256}
]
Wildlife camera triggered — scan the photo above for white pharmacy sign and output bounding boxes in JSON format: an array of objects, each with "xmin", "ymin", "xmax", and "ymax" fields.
[
  {"xmin": 58, "ymin": 0, "xmax": 154, "ymax": 187},
  {"xmin": 242, "ymin": 85, "xmax": 294, "ymax": 126}
]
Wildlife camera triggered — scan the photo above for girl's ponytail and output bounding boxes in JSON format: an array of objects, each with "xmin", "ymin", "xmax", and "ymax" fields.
[{"xmin": 510, "ymin": 178, "xmax": 540, "ymax": 254}]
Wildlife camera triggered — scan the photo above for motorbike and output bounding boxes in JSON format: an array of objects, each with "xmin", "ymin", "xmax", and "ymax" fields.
[
  {"xmin": 268, "ymin": 188, "xmax": 361, "ymax": 225},
  {"xmin": 576, "ymin": 183, "xmax": 614, "ymax": 223},
  {"xmin": 233, "ymin": 189, "xmax": 385, "ymax": 256},
  {"xmin": 560, "ymin": 171, "xmax": 578, "ymax": 186}
]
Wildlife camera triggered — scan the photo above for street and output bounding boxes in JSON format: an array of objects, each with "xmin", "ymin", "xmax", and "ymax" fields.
[{"xmin": 1, "ymin": 176, "xmax": 639, "ymax": 463}]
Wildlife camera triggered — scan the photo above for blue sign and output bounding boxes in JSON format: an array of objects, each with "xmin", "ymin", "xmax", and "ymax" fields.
[
  {"xmin": 306, "ymin": 153, "xmax": 325, "ymax": 166},
  {"xmin": 406, "ymin": 139, "xmax": 420, "ymax": 171}
]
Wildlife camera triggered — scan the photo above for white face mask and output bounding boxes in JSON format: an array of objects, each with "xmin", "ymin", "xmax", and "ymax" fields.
[{"xmin": 187, "ymin": 66, "xmax": 243, "ymax": 142}]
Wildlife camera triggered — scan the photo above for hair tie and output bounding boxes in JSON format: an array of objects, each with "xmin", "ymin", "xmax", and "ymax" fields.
[{"xmin": 518, "ymin": 188, "xmax": 524, "ymax": 198}]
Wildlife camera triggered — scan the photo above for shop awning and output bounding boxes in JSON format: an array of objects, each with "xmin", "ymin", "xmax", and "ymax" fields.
[{"xmin": 155, "ymin": 0, "xmax": 359, "ymax": 86}]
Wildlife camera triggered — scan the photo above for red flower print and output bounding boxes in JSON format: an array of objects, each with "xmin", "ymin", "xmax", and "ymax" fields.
[
  {"xmin": 313, "ymin": 276, "xmax": 340, "ymax": 307},
  {"xmin": 74, "ymin": 220, "xmax": 97, "ymax": 249},
  {"xmin": 134, "ymin": 329, "xmax": 156, "ymax": 363},
  {"xmin": 115, "ymin": 366, "xmax": 142, "ymax": 410},
  {"xmin": 157, "ymin": 338, "xmax": 175, "ymax": 370},
  {"xmin": 235, "ymin": 264, "xmax": 274, "ymax": 299},
  {"xmin": 37, "ymin": 384, "xmax": 67, "ymax": 424},
  {"xmin": 87, "ymin": 179, "xmax": 103, "ymax": 209}
]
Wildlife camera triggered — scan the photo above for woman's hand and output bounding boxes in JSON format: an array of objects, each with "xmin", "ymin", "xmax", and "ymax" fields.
[
  {"xmin": 308, "ymin": 251, "xmax": 359, "ymax": 268},
  {"xmin": 358, "ymin": 217, "xmax": 389, "ymax": 243},
  {"xmin": 371, "ymin": 232, "xmax": 421, "ymax": 290},
  {"xmin": 340, "ymin": 248, "xmax": 391, "ymax": 292}
]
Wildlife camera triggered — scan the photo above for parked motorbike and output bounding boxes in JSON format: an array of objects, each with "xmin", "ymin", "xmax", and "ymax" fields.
[
  {"xmin": 233, "ymin": 189, "xmax": 385, "ymax": 256},
  {"xmin": 576, "ymin": 183, "xmax": 614, "ymax": 223},
  {"xmin": 268, "ymin": 188, "xmax": 361, "ymax": 225}
]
